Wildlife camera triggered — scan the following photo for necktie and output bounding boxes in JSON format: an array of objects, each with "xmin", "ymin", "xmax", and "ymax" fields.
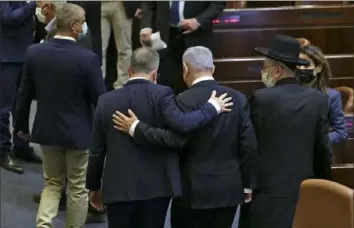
[{"xmin": 170, "ymin": 1, "xmax": 180, "ymax": 26}]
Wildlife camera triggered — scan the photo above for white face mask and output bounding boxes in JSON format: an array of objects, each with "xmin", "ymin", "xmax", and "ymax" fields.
[
  {"xmin": 261, "ymin": 71, "xmax": 275, "ymax": 88},
  {"xmin": 36, "ymin": 7, "xmax": 46, "ymax": 24}
]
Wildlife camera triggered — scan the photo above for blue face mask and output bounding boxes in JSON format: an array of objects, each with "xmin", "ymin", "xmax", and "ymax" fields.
[{"xmin": 77, "ymin": 22, "xmax": 88, "ymax": 40}]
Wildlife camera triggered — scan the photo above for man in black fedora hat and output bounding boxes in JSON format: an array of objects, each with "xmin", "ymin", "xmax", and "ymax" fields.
[{"xmin": 238, "ymin": 35, "xmax": 332, "ymax": 228}]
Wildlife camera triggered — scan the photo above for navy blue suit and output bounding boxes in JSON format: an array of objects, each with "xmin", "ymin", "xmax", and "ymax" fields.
[
  {"xmin": 0, "ymin": 1, "xmax": 36, "ymax": 156},
  {"xmin": 129, "ymin": 79, "xmax": 258, "ymax": 228},
  {"xmin": 15, "ymin": 38, "xmax": 106, "ymax": 149},
  {"xmin": 86, "ymin": 78, "xmax": 218, "ymax": 228},
  {"xmin": 328, "ymin": 88, "xmax": 348, "ymax": 144}
]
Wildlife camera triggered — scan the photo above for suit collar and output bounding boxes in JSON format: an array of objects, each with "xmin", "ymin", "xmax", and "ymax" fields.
[
  {"xmin": 124, "ymin": 78, "xmax": 151, "ymax": 86},
  {"xmin": 190, "ymin": 79, "xmax": 217, "ymax": 89},
  {"xmin": 50, "ymin": 38, "xmax": 76, "ymax": 45},
  {"xmin": 275, "ymin": 77, "xmax": 299, "ymax": 87}
]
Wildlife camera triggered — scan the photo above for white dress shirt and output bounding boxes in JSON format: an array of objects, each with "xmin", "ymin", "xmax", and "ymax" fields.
[{"xmin": 54, "ymin": 35, "xmax": 76, "ymax": 42}]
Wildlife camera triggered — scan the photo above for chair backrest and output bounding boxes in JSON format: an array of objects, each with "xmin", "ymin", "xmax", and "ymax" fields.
[
  {"xmin": 293, "ymin": 179, "xmax": 353, "ymax": 228},
  {"xmin": 335, "ymin": 86, "xmax": 354, "ymax": 114}
]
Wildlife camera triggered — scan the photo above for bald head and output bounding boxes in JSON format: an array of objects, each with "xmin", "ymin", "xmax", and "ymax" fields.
[{"xmin": 56, "ymin": 3, "xmax": 85, "ymax": 33}]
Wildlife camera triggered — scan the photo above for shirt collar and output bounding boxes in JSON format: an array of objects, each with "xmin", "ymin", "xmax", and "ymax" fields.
[
  {"xmin": 191, "ymin": 76, "xmax": 215, "ymax": 86},
  {"xmin": 128, "ymin": 77, "xmax": 149, "ymax": 81},
  {"xmin": 45, "ymin": 17, "xmax": 56, "ymax": 32},
  {"xmin": 54, "ymin": 35, "xmax": 76, "ymax": 42}
]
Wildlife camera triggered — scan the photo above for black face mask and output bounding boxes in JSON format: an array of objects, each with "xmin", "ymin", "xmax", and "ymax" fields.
[{"xmin": 296, "ymin": 69, "xmax": 316, "ymax": 84}]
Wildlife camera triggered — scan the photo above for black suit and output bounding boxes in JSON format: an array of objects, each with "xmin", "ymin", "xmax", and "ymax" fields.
[
  {"xmin": 140, "ymin": 2, "xmax": 225, "ymax": 94},
  {"xmin": 131, "ymin": 79, "xmax": 258, "ymax": 228},
  {"xmin": 239, "ymin": 78, "xmax": 332, "ymax": 228}
]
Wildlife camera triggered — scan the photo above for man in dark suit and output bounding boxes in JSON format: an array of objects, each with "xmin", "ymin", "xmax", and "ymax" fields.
[
  {"xmin": 238, "ymin": 35, "xmax": 332, "ymax": 228},
  {"xmin": 112, "ymin": 46, "xmax": 257, "ymax": 228},
  {"xmin": 0, "ymin": 1, "xmax": 42, "ymax": 174},
  {"xmin": 14, "ymin": 4, "xmax": 106, "ymax": 227},
  {"xmin": 140, "ymin": 1, "xmax": 226, "ymax": 94},
  {"xmin": 86, "ymin": 47, "xmax": 233, "ymax": 228}
]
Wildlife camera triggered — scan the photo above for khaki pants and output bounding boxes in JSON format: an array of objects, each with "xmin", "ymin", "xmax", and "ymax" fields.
[
  {"xmin": 36, "ymin": 146, "xmax": 89, "ymax": 228},
  {"xmin": 101, "ymin": 1, "xmax": 132, "ymax": 89}
]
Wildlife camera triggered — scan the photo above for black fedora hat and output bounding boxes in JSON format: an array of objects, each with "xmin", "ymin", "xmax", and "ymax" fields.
[{"xmin": 255, "ymin": 35, "xmax": 309, "ymax": 66}]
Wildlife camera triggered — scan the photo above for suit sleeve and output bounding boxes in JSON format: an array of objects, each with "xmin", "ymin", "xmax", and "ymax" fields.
[
  {"xmin": 158, "ymin": 87, "xmax": 217, "ymax": 134},
  {"xmin": 0, "ymin": 2, "xmax": 36, "ymax": 26},
  {"xmin": 14, "ymin": 52, "xmax": 35, "ymax": 134},
  {"xmin": 314, "ymin": 94, "xmax": 332, "ymax": 180},
  {"xmin": 328, "ymin": 92, "xmax": 348, "ymax": 144},
  {"xmin": 133, "ymin": 121, "xmax": 188, "ymax": 148},
  {"xmin": 86, "ymin": 97, "xmax": 106, "ymax": 191},
  {"xmin": 85, "ymin": 55, "xmax": 106, "ymax": 107},
  {"xmin": 195, "ymin": 2, "xmax": 226, "ymax": 30},
  {"xmin": 140, "ymin": 1, "xmax": 156, "ymax": 30},
  {"xmin": 240, "ymin": 94, "xmax": 258, "ymax": 189}
]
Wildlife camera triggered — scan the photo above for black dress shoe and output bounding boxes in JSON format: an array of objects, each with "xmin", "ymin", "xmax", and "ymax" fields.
[
  {"xmin": 0, "ymin": 155, "xmax": 24, "ymax": 174},
  {"xmin": 32, "ymin": 192, "xmax": 66, "ymax": 210},
  {"xmin": 13, "ymin": 146, "xmax": 42, "ymax": 164}
]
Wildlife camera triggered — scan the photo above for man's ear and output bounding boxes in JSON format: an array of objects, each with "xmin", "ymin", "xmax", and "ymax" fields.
[
  {"xmin": 315, "ymin": 64, "xmax": 323, "ymax": 74},
  {"xmin": 211, "ymin": 65, "xmax": 215, "ymax": 75}
]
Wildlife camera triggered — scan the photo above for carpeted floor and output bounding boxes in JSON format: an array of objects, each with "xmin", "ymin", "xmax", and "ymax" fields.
[{"xmin": 0, "ymin": 102, "xmax": 239, "ymax": 228}]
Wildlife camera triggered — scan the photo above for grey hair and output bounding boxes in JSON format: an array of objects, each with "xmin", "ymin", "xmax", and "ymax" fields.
[
  {"xmin": 43, "ymin": 1, "xmax": 66, "ymax": 10},
  {"xmin": 130, "ymin": 47, "xmax": 159, "ymax": 74},
  {"xmin": 182, "ymin": 46, "xmax": 214, "ymax": 72},
  {"xmin": 56, "ymin": 3, "xmax": 85, "ymax": 32}
]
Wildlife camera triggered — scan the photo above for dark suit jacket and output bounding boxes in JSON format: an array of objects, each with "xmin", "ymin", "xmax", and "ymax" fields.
[
  {"xmin": 123, "ymin": 1, "xmax": 142, "ymax": 18},
  {"xmin": 328, "ymin": 88, "xmax": 348, "ymax": 144},
  {"xmin": 140, "ymin": 1, "xmax": 225, "ymax": 49},
  {"xmin": 251, "ymin": 77, "xmax": 332, "ymax": 198},
  {"xmin": 15, "ymin": 38, "xmax": 106, "ymax": 149},
  {"xmin": 0, "ymin": 1, "xmax": 36, "ymax": 62},
  {"xmin": 68, "ymin": 1, "xmax": 102, "ymax": 62},
  {"xmin": 46, "ymin": 19, "xmax": 93, "ymax": 51},
  {"xmin": 86, "ymin": 79, "xmax": 219, "ymax": 204},
  {"xmin": 132, "ymin": 79, "xmax": 258, "ymax": 209}
]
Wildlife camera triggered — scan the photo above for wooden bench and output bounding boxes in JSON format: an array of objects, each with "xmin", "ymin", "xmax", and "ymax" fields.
[{"xmin": 213, "ymin": 5, "xmax": 354, "ymax": 188}]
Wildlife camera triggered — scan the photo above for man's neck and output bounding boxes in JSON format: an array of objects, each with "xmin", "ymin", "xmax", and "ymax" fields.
[
  {"xmin": 191, "ymin": 75, "xmax": 214, "ymax": 86},
  {"xmin": 129, "ymin": 74, "xmax": 150, "ymax": 81},
  {"xmin": 56, "ymin": 32, "xmax": 75, "ymax": 40}
]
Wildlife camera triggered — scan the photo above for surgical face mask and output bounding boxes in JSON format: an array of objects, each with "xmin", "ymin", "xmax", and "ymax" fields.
[
  {"xmin": 36, "ymin": 7, "xmax": 46, "ymax": 24},
  {"xmin": 77, "ymin": 22, "xmax": 88, "ymax": 40},
  {"xmin": 261, "ymin": 71, "xmax": 275, "ymax": 88},
  {"xmin": 296, "ymin": 68, "xmax": 316, "ymax": 85}
]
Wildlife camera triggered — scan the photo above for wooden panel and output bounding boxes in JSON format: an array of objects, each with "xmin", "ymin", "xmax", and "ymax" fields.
[
  {"xmin": 332, "ymin": 164, "xmax": 354, "ymax": 189},
  {"xmin": 214, "ymin": 56, "xmax": 354, "ymax": 81},
  {"xmin": 215, "ymin": 6, "xmax": 354, "ymax": 29},
  {"xmin": 333, "ymin": 139, "xmax": 354, "ymax": 164},
  {"xmin": 213, "ymin": 27, "xmax": 354, "ymax": 58}
]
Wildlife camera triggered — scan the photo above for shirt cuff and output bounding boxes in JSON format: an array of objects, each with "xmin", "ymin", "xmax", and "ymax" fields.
[
  {"xmin": 129, "ymin": 120, "xmax": 140, "ymax": 137},
  {"xmin": 244, "ymin": 188, "xmax": 252, "ymax": 193},
  {"xmin": 140, "ymin": 28, "xmax": 152, "ymax": 34},
  {"xmin": 207, "ymin": 99, "xmax": 221, "ymax": 114}
]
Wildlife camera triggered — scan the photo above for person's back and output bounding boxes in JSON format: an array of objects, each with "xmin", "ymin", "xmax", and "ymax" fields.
[
  {"xmin": 177, "ymin": 81, "xmax": 255, "ymax": 208},
  {"xmin": 26, "ymin": 39, "xmax": 103, "ymax": 148},
  {"xmin": 94, "ymin": 81, "xmax": 181, "ymax": 203},
  {"xmin": 253, "ymin": 83, "xmax": 327, "ymax": 197}
]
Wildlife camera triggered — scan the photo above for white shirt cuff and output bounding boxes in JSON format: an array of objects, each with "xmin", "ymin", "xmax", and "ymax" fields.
[
  {"xmin": 129, "ymin": 120, "xmax": 140, "ymax": 137},
  {"xmin": 244, "ymin": 188, "xmax": 252, "ymax": 193},
  {"xmin": 207, "ymin": 99, "xmax": 221, "ymax": 114},
  {"xmin": 140, "ymin": 28, "xmax": 152, "ymax": 35}
]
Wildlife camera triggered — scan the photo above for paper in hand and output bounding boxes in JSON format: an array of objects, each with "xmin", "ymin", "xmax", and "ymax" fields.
[{"xmin": 149, "ymin": 32, "xmax": 167, "ymax": 51}]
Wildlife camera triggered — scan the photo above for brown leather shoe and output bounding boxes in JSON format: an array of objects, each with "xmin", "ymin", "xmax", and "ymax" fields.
[{"xmin": 0, "ymin": 155, "xmax": 24, "ymax": 174}]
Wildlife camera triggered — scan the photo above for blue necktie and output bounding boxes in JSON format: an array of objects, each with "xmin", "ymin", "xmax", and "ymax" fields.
[{"xmin": 170, "ymin": 1, "xmax": 180, "ymax": 26}]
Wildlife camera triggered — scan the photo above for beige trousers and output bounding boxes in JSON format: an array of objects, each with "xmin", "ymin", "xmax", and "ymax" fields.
[
  {"xmin": 101, "ymin": 1, "xmax": 132, "ymax": 89},
  {"xmin": 36, "ymin": 146, "xmax": 89, "ymax": 228}
]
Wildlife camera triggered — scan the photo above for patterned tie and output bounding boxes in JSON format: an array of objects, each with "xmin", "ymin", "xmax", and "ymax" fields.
[{"xmin": 170, "ymin": 1, "xmax": 180, "ymax": 26}]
